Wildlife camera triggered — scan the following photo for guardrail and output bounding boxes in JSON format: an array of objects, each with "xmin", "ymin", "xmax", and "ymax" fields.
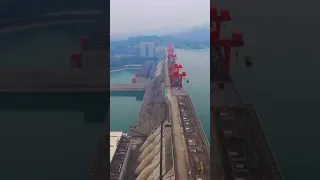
[
  {"xmin": 118, "ymin": 138, "xmax": 132, "ymax": 180},
  {"xmin": 187, "ymin": 95, "xmax": 210, "ymax": 156},
  {"xmin": 187, "ymin": 95, "xmax": 209, "ymax": 145},
  {"xmin": 166, "ymin": 96, "xmax": 177, "ymax": 180}
]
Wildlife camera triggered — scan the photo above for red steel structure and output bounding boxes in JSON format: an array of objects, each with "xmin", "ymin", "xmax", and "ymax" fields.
[
  {"xmin": 211, "ymin": 7, "xmax": 244, "ymax": 74},
  {"xmin": 210, "ymin": 7, "xmax": 231, "ymax": 39},
  {"xmin": 70, "ymin": 52, "xmax": 81, "ymax": 68},
  {"xmin": 70, "ymin": 35, "xmax": 88, "ymax": 68},
  {"xmin": 132, "ymin": 72, "xmax": 139, "ymax": 83},
  {"xmin": 132, "ymin": 77, "xmax": 136, "ymax": 83},
  {"xmin": 166, "ymin": 44, "xmax": 187, "ymax": 87},
  {"xmin": 170, "ymin": 67, "xmax": 186, "ymax": 89}
]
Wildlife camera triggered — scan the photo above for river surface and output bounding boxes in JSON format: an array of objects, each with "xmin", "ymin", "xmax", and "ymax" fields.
[
  {"xmin": 110, "ymin": 70, "xmax": 143, "ymax": 130},
  {"xmin": 0, "ymin": 23, "xmax": 104, "ymax": 180}
]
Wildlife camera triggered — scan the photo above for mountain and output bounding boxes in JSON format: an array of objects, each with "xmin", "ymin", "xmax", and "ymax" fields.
[
  {"xmin": 111, "ymin": 32, "xmax": 147, "ymax": 41},
  {"xmin": 170, "ymin": 23, "xmax": 210, "ymax": 43},
  {"xmin": 111, "ymin": 23, "xmax": 210, "ymax": 43}
]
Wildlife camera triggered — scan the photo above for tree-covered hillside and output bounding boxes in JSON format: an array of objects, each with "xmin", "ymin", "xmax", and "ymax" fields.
[{"xmin": 111, "ymin": 23, "xmax": 209, "ymax": 52}]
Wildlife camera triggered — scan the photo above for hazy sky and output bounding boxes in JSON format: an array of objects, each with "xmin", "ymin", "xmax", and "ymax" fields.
[{"xmin": 110, "ymin": 0, "xmax": 210, "ymax": 35}]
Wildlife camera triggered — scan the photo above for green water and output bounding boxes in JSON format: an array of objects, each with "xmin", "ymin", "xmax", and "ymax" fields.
[
  {"xmin": 110, "ymin": 49, "xmax": 211, "ymax": 141},
  {"xmin": 110, "ymin": 70, "xmax": 142, "ymax": 131}
]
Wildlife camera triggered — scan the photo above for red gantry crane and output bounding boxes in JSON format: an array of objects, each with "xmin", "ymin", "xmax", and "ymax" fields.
[
  {"xmin": 210, "ymin": 7, "xmax": 231, "ymax": 39},
  {"xmin": 211, "ymin": 29, "xmax": 244, "ymax": 74},
  {"xmin": 169, "ymin": 63, "xmax": 186, "ymax": 87},
  {"xmin": 211, "ymin": 7, "xmax": 244, "ymax": 74},
  {"xmin": 166, "ymin": 44, "xmax": 188, "ymax": 87}
]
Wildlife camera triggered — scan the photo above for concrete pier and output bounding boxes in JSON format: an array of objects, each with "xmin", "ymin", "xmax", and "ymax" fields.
[{"xmin": 110, "ymin": 83, "xmax": 145, "ymax": 92}]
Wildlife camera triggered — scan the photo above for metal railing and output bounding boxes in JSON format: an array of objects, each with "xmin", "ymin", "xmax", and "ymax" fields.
[{"xmin": 118, "ymin": 138, "xmax": 132, "ymax": 180}]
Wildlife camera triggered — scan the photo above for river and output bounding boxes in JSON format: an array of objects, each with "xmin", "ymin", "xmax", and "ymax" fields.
[{"xmin": 110, "ymin": 70, "xmax": 143, "ymax": 130}]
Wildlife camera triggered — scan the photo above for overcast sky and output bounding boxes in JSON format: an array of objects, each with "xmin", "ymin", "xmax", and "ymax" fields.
[{"xmin": 110, "ymin": 0, "xmax": 210, "ymax": 35}]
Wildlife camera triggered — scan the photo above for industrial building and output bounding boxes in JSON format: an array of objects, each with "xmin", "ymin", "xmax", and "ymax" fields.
[{"xmin": 139, "ymin": 42, "xmax": 156, "ymax": 57}]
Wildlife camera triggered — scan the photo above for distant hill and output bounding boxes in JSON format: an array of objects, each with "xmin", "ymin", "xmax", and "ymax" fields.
[
  {"xmin": 169, "ymin": 23, "xmax": 210, "ymax": 43},
  {"xmin": 111, "ymin": 23, "xmax": 210, "ymax": 44}
]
